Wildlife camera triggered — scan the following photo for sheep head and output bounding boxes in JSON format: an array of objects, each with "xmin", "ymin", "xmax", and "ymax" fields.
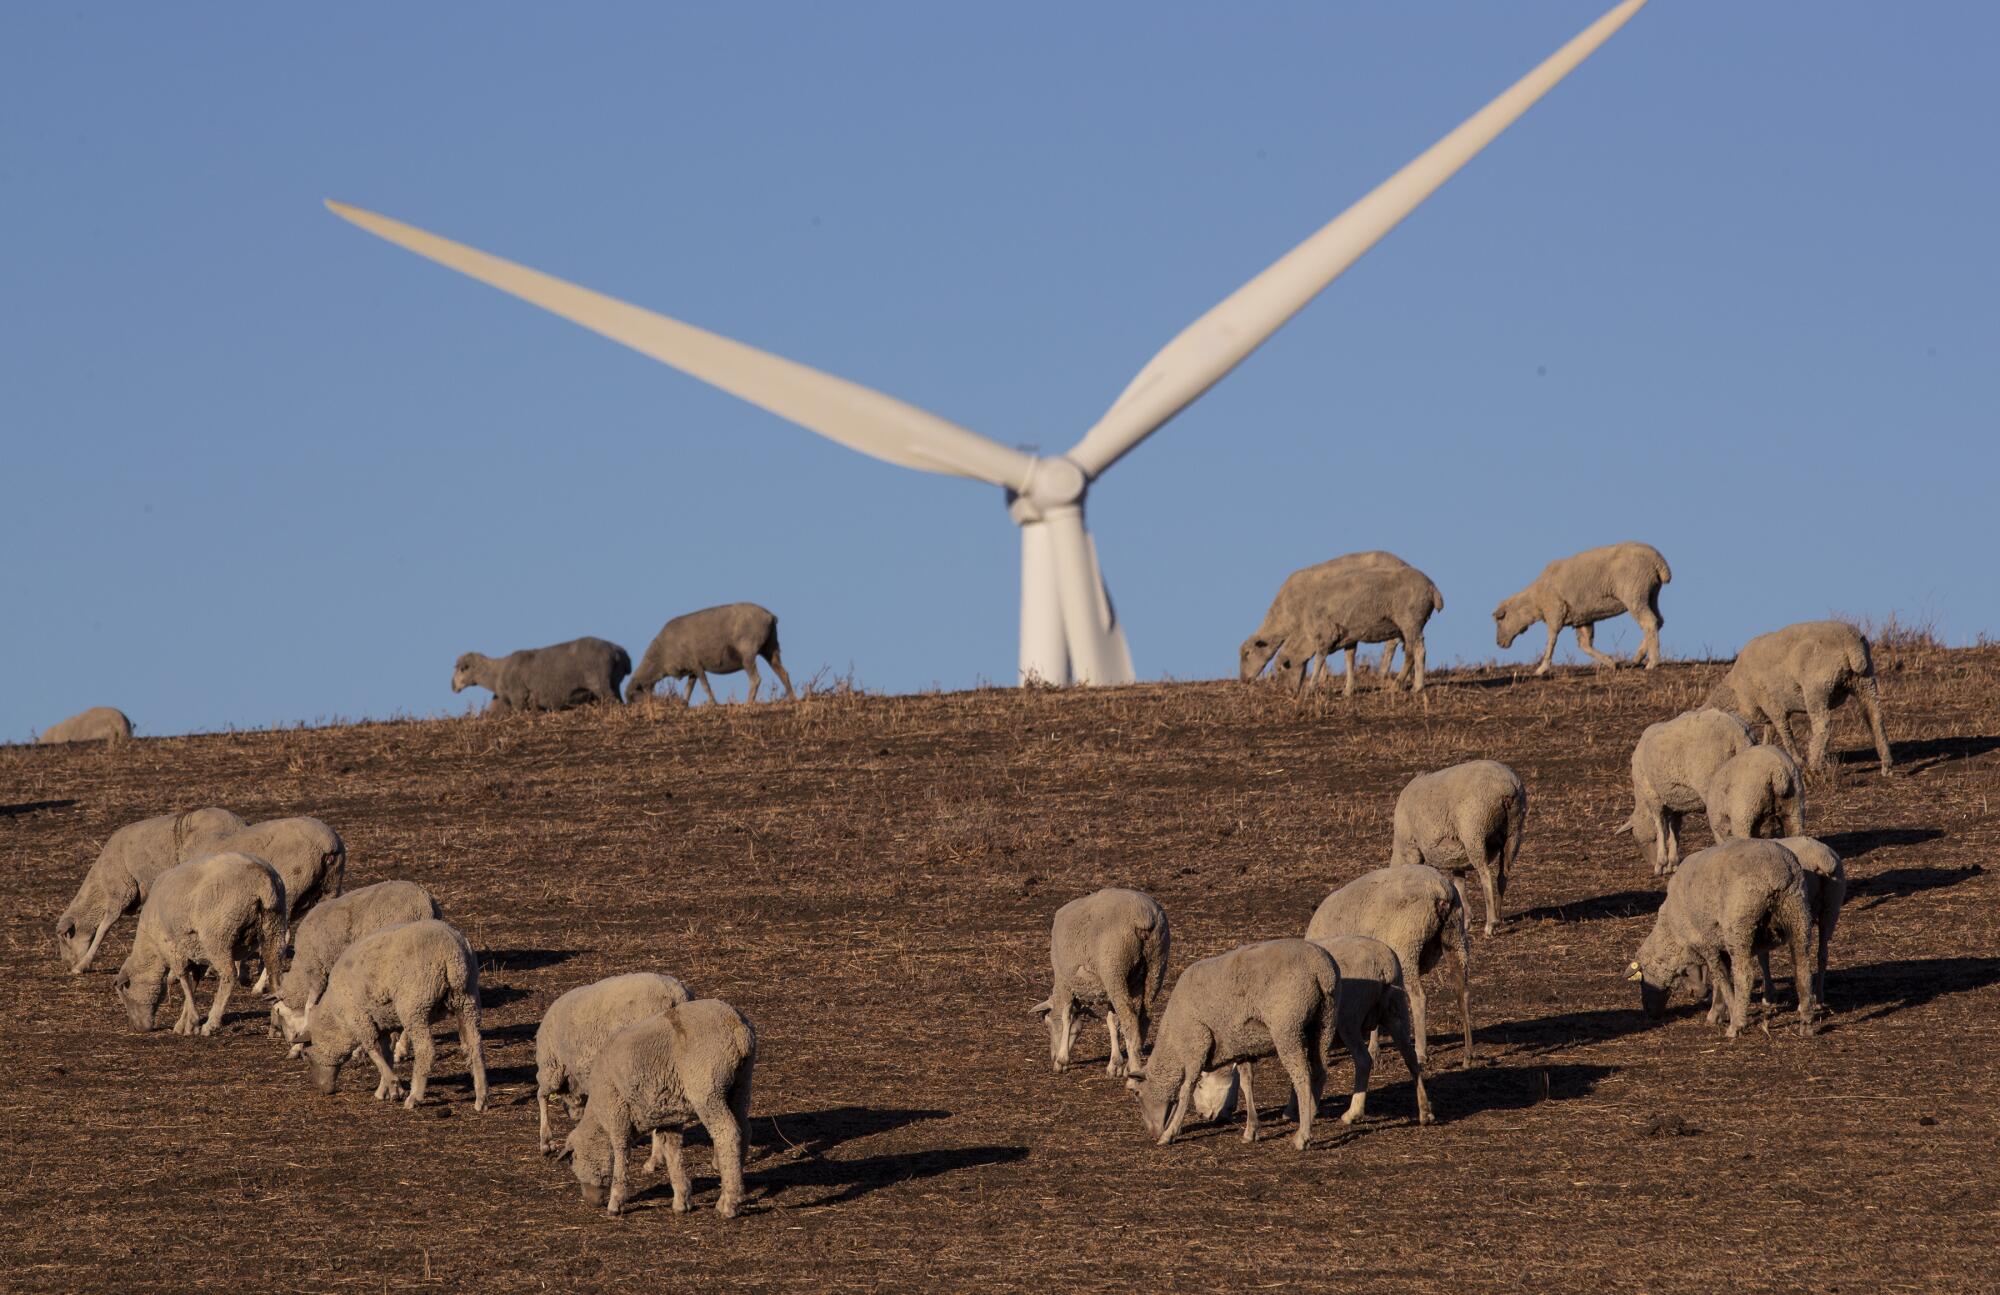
[
  {"xmin": 1493, "ymin": 595, "xmax": 1536, "ymax": 648},
  {"xmin": 1238, "ymin": 634, "xmax": 1280, "ymax": 682},
  {"xmin": 113, "ymin": 959, "xmax": 165, "ymax": 1031}
]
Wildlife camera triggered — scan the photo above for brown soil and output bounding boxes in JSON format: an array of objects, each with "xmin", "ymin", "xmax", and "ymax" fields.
[{"xmin": 3, "ymin": 648, "xmax": 1995, "ymax": 1293}]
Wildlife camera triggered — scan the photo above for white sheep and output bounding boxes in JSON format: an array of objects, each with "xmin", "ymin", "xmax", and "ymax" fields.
[
  {"xmin": 558, "ymin": 999, "xmax": 757, "ymax": 1218},
  {"xmin": 56, "ymin": 807, "xmax": 245, "ymax": 973},
  {"xmin": 1622, "ymin": 709, "xmax": 1756, "ymax": 875},
  {"xmin": 1627, "ymin": 839, "xmax": 1815, "ymax": 1038},
  {"xmin": 1705, "ymin": 620, "xmax": 1892, "ymax": 774},
  {"xmin": 1239, "ymin": 551, "xmax": 1415, "ymax": 683},
  {"xmin": 271, "ymin": 880, "xmax": 441, "ymax": 1044},
  {"xmin": 1267, "ymin": 564, "xmax": 1444, "ymax": 696},
  {"xmin": 184, "ymin": 815, "xmax": 347, "ymax": 928},
  {"xmin": 452, "ymin": 637, "xmax": 631, "ymax": 712},
  {"xmin": 1126, "ymin": 938, "xmax": 1339, "ymax": 1150},
  {"xmin": 1772, "ymin": 836, "xmax": 1846, "ymax": 1005},
  {"xmin": 536, "ymin": 971, "xmax": 694, "ymax": 1153},
  {"xmin": 300, "ymin": 918, "xmax": 488, "ymax": 1111},
  {"xmin": 1493, "ymin": 541, "xmax": 1671, "ymax": 673},
  {"xmin": 1389, "ymin": 759, "xmax": 1526, "ymax": 937},
  {"xmin": 115, "ymin": 851, "xmax": 286, "ymax": 1037},
  {"xmin": 1305, "ymin": 863, "xmax": 1472, "ymax": 1067},
  {"xmin": 627, "ymin": 602, "xmax": 795, "ymax": 704},
  {"xmin": 39, "ymin": 706, "xmax": 132, "ymax": 744},
  {"xmin": 1032, "ymin": 887, "xmax": 1170, "ymax": 1078},
  {"xmin": 1705, "ymin": 746, "xmax": 1805, "ymax": 842}
]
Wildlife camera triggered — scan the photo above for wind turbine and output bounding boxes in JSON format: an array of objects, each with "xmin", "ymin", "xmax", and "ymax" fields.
[{"xmin": 330, "ymin": 0, "xmax": 1647, "ymax": 686}]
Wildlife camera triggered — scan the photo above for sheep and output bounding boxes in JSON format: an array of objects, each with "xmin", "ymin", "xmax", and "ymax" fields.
[
  {"xmin": 1626, "ymin": 839, "xmax": 1815, "ymax": 1038},
  {"xmin": 270, "ymin": 880, "xmax": 441, "ymax": 1045},
  {"xmin": 1705, "ymin": 746, "xmax": 1805, "ymax": 843},
  {"xmin": 1773, "ymin": 836, "xmax": 1846, "ymax": 1006},
  {"xmin": 1031, "ymin": 887, "xmax": 1170, "ymax": 1078},
  {"xmin": 1127, "ymin": 939, "xmax": 1339, "ymax": 1150},
  {"xmin": 1492, "ymin": 541, "xmax": 1671, "ymax": 673},
  {"xmin": 1622, "ymin": 709, "xmax": 1756, "ymax": 876},
  {"xmin": 39, "ymin": 706, "xmax": 132, "ymax": 745},
  {"xmin": 1389, "ymin": 760, "xmax": 1527, "ymax": 937},
  {"xmin": 184, "ymin": 815, "xmax": 347, "ymax": 929},
  {"xmin": 114, "ymin": 851, "xmax": 286, "ymax": 1037},
  {"xmin": 1305, "ymin": 863, "xmax": 1472, "ymax": 1066},
  {"xmin": 558, "ymin": 999, "xmax": 756, "ymax": 1217},
  {"xmin": 55, "ymin": 807, "xmax": 244, "ymax": 973},
  {"xmin": 626, "ymin": 602, "xmax": 795, "ymax": 704},
  {"xmin": 536, "ymin": 971, "xmax": 694, "ymax": 1154},
  {"xmin": 1704, "ymin": 620, "xmax": 1892, "ymax": 775},
  {"xmin": 299, "ymin": 918, "xmax": 488, "ymax": 1111},
  {"xmin": 452, "ymin": 636, "xmax": 631, "ymax": 713},
  {"xmin": 1239, "ymin": 551, "xmax": 1416, "ymax": 683},
  {"xmin": 1266, "ymin": 564, "xmax": 1444, "ymax": 696}
]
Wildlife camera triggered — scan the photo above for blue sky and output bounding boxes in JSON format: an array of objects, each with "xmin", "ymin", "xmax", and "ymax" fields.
[{"xmin": 4, "ymin": 3, "xmax": 1994, "ymax": 738}]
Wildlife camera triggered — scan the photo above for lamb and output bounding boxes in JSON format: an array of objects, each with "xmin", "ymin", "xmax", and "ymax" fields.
[
  {"xmin": 115, "ymin": 851, "xmax": 286, "ymax": 1037},
  {"xmin": 1031, "ymin": 887, "xmax": 1170, "ymax": 1078},
  {"xmin": 300, "ymin": 918, "xmax": 489, "ymax": 1111},
  {"xmin": 39, "ymin": 706, "xmax": 133, "ymax": 745},
  {"xmin": 270, "ymin": 880, "xmax": 441, "ymax": 1044},
  {"xmin": 183, "ymin": 816, "xmax": 347, "ymax": 931},
  {"xmin": 1492, "ymin": 541, "xmax": 1671, "ymax": 673},
  {"xmin": 1705, "ymin": 746, "xmax": 1805, "ymax": 843},
  {"xmin": 626, "ymin": 602, "xmax": 794, "ymax": 704},
  {"xmin": 1127, "ymin": 939, "xmax": 1338, "ymax": 1150},
  {"xmin": 1266, "ymin": 564, "xmax": 1444, "ymax": 696},
  {"xmin": 1239, "ymin": 551, "xmax": 1415, "ymax": 683},
  {"xmin": 1622, "ymin": 709, "xmax": 1756, "ymax": 876},
  {"xmin": 1626, "ymin": 839, "xmax": 1815, "ymax": 1038},
  {"xmin": 536, "ymin": 971, "xmax": 694, "ymax": 1153},
  {"xmin": 452, "ymin": 636, "xmax": 631, "ymax": 712},
  {"xmin": 1389, "ymin": 760, "xmax": 1526, "ymax": 937},
  {"xmin": 1305, "ymin": 863, "xmax": 1472, "ymax": 1066},
  {"xmin": 558, "ymin": 999, "xmax": 756, "ymax": 1218},
  {"xmin": 55, "ymin": 807, "xmax": 245, "ymax": 973},
  {"xmin": 1704, "ymin": 620, "xmax": 1892, "ymax": 774}
]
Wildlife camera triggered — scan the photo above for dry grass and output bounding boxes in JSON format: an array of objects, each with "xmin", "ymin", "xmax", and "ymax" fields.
[{"xmin": 1, "ymin": 653, "xmax": 1996, "ymax": 1292}]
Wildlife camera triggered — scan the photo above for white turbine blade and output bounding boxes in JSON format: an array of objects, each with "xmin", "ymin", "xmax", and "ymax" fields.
[
  {"xmin": 1065, "ymin": 0, "xmax": 1647, "ymax": 479},
  {"xmin": 1042, "ymin": 508, "xmax": 1131, "ymax": 686},
  {"xmin": 1085, "ymin": 530, "xmax": 1136, "ymax": 683},
  {"xmin": 1018, "ymin": 522, "xmax": 1070, "ymax": 686},
  {"xmin": 326, "ymin": 201, "xmax": 1037, "ymax": 489}
]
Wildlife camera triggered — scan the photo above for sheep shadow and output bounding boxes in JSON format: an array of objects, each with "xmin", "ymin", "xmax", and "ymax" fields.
[
  {"xmin": 1847, "ymin": 863, "xmax": 1982, "ymax": 912},
  {"xmin": 1494, "ymin": 1005, "xmax": 1657, "ymax": 1053},
  {"xmin": 1427, "ymin": 1061, "xmax": 1618, "ymax": 1121},
  {"xmin": 482, "ymin": 948, "xmax": 583, "ymax": 972},
  {"xmin": 748, "ymin": 1143, "xmax": 1028, "ymax": 1211},
  {"xmin": 478, "ymin": 985, "xmax": 536, "ymax": 1010},
  {"xmin": 1852, "ymin": 734, "xmax": 2000, "ymax": 773},
  {"xmin": 1824, "ymin": 956, "xmax": 2000, "ymax": 1027},
  {"xmin": 0, "ymin": 797, "xmax": 77, "ymax": 819},
  {"xmin": 1819, "ymin": 827, "xmax": 1944, "ymax": 860},
  {"xmin": 1514, "ymin": 889, "xmax": 1660, "ymax": 924},
  {"xmin": 755, "ymin": 1105, "xmax": 951, "ymax": 1160}
]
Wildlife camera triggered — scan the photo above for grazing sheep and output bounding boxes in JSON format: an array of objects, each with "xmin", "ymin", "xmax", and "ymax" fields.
[
  {"xmin": 300, "ymin": 919, "xmax": 488, "ymax": 1111},
  {"xmin": 1493, "ymin": 541, "xmax": 1671, "ymax": 673},
  {"xmin": 1305, "ymin": 864, "xmax": 1472, "ymax": 1066},
  {"xmin": 536, "ymin": 971, "xmax": 694, "ymax": 1153},
  {"xmin": 1705, "ymin": 746, "xmax": 1805, "ymax": 843},
  {"xmin": 271, "ymin": 880, "xmax": 441, "ymax": 1044},
  {"xmin": 55, "ymin": 807, "xmax": 244, "ymax": 973},
  {"xmin": 1032, "ymin": 887, "xmax": 1170, "ymax": 1078},
  {"xmin": 1239, "ymin": 551, "xmax": 1415, "ymax": 683},
  {"xmin": 39, "ymin": 706, "xmax": 132, "ymax": 745},
  {"xmin": 1389, "ymin": 760, "xmax": 1527, "ymax": 937},
  {"xmin": 1127, "ymin": 939, "xmax": 1339, "ymax": 1151},
  {"xmin": 1622, "ymin": 709, "xmax": 1756, "ymax": 876},
  {"xmin": 626, "ymin": 603, "xmax": 794, "ymax": 704},
  {"xmin": 1627, "ymin": 839, "xmax": 1815, "ymax": 1038},
  {"xmin": 1267, "ymin": 564, "xmax": 1444, "ymax": 696},
  {"xmin": 452, "ymin": 636, "xmax": 631, "ymax": 712},
  {"xmin": 1704, "ymin": 620, "xmax": 1892, "ymax": 774},
  {"xmin": 559, "ymin": 999, "xmax": 756, "ymax": 1218},
  {"xmin": 1772, "ymin": 836, "xmax": 1847, "ymax": 1005},
  {"xmin": 184, "ymin": 816, "xmax": 347, "ymax": 933},
  {"xmin": 115, "ymin": 851, "xmax": 286, "ymax": 1037}
]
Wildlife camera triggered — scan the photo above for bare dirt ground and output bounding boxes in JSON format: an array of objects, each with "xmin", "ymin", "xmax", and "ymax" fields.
[{"xmin": 3, "ymin": 647, "xmax": 1995, "ymax": 1293}]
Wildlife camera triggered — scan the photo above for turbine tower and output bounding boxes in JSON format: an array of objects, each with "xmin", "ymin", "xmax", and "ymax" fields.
[{"xmin": 330, "ymin": 1, "xmax": 1646, "ymax": 686}]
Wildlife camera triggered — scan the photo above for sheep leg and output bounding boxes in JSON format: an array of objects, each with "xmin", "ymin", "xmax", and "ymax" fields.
[
  {"xmin": 1272, "ymin": 1034, "xmax": 1321, "ymax": 1151},
  {"xmin": 1102, "ymin": 1008, "xmax": 1124, "ymax": 1077},
  {"xmin": 1404, "ymin": 977, "xmax": 1429, "ymax": 1068},
  {"xmin": 655, "ymin": 1128, "xmax": 691, "ymax": 1211},
  {"xmin": 405, "ymin": 1014, "xmax": 437, "ymax": 1108},
  {"xmin": 1159, "ymin": 1068, "xmax": 1202, "ymax": 1146},
  {"xmin": 1339, "ymin": 1020, "xmax": 1372, "ymax": 1124},
  {"xmin": 1469, "ymin": 828, "xmax": 1502, "ymax": 937},
  {"xmin": 1533, "ymin": 619, "xmax": 1560, "ymax": 675},
  {"xmin": 1574, "ymin": 622, "xmax": 1617, "ymax": 669},
  {"xmin": 1802, "ymin": 696, "xmax": 1834, "ymax": 774},
  {"xmin": 1634, "ymin": 591, "xmax": 1664, "ymax": 667},
  {"xmin": 364, "ymin": 1032, "xmax": 404, "ymax": 1101},
  {"xmin": 1238, "ymin": 1062, "xmax": 1259, "ymax": 1142},
  {"xmin": 457, "ymin": 999, "xmax": 489, "ymax": 1112},
  {"xmin": 744, "ymin": 655, "xmax": 762, "ymax": 702},
  {"xmin": 697, "ymin": 672, "xmax": 719, "ymax": 705},
  {"xmin": 1446, "ymin": 921, "xmax": 1474, "ymax": 1065},
  {"xmin": 1408, "ymin": 629, "xmax": 1427, "ymax": 693},
  {"xmin": 1379, "ymin": 640, "xmax": 1402, "ymax": 679},
  {"xmin": 1341, "ymin": 646, "xmax": 1358, "ymax": 697},
  {"xmin": 607, "ymin": 1130, "xmax": 631, "ymax": 1215},
  {"xmin": 1856, "ymin": 676, "xmax": 1892, "ymax": 773},
  {"xmin": 1783, "ymin": 894, "xmax": 1817, "ymax": 1035},
  {"xmin": 172, "ymin": 968, "xmax": 202, "ymax": 1034},
  {"xmin": 702, "ymin": 1089, "xmax": 748, "ymax": 1218},
  {"xmin": 73, "ymin": 914, "xmax": 116, "ymax": 975},
  {"xmin": 537, "ymin": 1086, "xmax": 554, "ymax": 1152},
  {"xmin": 766, "ymin": 648, "xmax": 796, "ymax": 700},
  {"xmin": 1722, "ymin": 935, "xmax": 1755, "ymax": 1038},
  {"xmin": 682, "ymin": 677, "xmax": 698, "ymax": 704},
  {"xmin": 1385, "ymin": 988, "xmax": 1433, "ymax": 1125}
]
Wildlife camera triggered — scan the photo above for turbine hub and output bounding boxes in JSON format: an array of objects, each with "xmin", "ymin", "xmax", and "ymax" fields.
[{"xmin": 1007, "ymin": 455, "xmax": 1088, "ymax": 524}]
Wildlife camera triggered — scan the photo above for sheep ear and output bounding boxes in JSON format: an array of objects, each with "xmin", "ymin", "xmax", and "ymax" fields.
[{"xmin": 1124, "ymin": 1074, "xmax": 1144, "ymax": 1090}]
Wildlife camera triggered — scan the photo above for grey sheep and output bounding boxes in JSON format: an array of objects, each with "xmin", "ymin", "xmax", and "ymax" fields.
[
  {"xmin": 626, "ymin": 602, "xmax": 794, "ymax": 704},
  {"xmin": 300, "ymin": 918, "xmax": 489, "ymax": 1111},
  {"xmin": 1389, "ymin": 759, "xmax": 1527, "ymax": 937},
  {"xmin": 56, "ymin": 807, "xmax": 245, "ymax": 973},
  {"xmin": 39, "ymin": 706, "xmax": 133, "ymax": 745},
  {"xmin": 1627, "ymin": 839, "xmax": 1816, "ymax": 1038},
  {"xmin": 271, "ymin": 880, "xmax": 441, "ymax": 1044},
  {"xmin": 452, "ymin": 636, "xmax": 631, "ymax": 712},
  {"xmin": 1705, "ymin": 746, "xmax": 1805, "ymax": 843},
  {"xmin": 1305, "ymin": 863, "xmax": 1472, "ymax": 1066},
  {"xmin": 1267, "ymin": 564, "xmax": 1444, "ymax": 696},
  {"xmin": 1622, "ymin": 709, "xmax": 1756, "ymax": 876},
  {"xmin": 1032, "ymin": 887, "xmax": 1170, "ymax": 1078},
  {"xmin": 184, "ymin": 815, "xmax": 347, "ymax": 933},
  {"xmin": 1704, "ymin": 620, "xmax": 1892, "ymax": 774},
  {"xmin": 558, "ymin": 999, "xmax": 757, "ymax": 1218},
  {"xmin": 536, "ymin": 971, "xmax": 694, "ymax": 1154},
  {"xmin": 1239, "ymin": 551, "xmax": 1415, "ymax": 683},
  {"xmin": 1493, "ymin": 541, "xmax": 1671, "ymax": 673},
  {"xmin": 115, "ymin": 851, "xmax": 286, "ymax": 1037}
]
